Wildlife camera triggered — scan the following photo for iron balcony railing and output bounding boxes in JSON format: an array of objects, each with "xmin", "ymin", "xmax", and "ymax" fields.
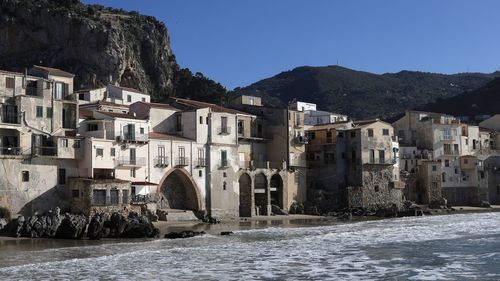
[
  {"xmin": 176, "ymin": 157, "xmax": 189, "ymax": 166},
  {"xmin": 217, "ymin": 126, "xmax": 231, "ymax": 135},
  {"xmin": 154, "ymin": 156, "xmax": 169, "ymax": 167},
  {"xmin": 0, "ymin": 147, "xmax": 20, "ymax": 156},
  {"xmin": 32, "ymin": 146, "xmax": 57, "ymax": 156},
  {"xmin": 195, "ymin": 158, "xmax": 206, "ymax": 167},
  {"xmin": 117, "ymin": 133, "xmax": 148, "ymax": 142},
  {"xmin": 115, "ymin": 156, "xmax": 146, "ymax": 166}
]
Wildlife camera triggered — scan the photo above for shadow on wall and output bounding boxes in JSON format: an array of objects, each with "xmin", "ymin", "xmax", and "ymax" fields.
[{"xmin": 18, "ymin": 185, "xmax": 71, "ymax": 217}]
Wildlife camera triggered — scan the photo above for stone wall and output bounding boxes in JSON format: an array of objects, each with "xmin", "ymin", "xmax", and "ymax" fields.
[
  {"xmin": 442, "ymin": 186, "xmax": 479, "ymax": 206},
  {"xmin": 348, "ymin": 165, "xmax": 403, "ymax": 210}
]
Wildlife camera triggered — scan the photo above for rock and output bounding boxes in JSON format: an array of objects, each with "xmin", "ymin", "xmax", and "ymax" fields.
[
  {"xmin": 220, "ymin": 231, "xmax": 233, "ymax": 236},
  {"xmin": 271, "ymin": 205, "xmax": 288, "ymax": 216},
  {"xmin": 87, "ymin": 213, "xmax": 106, "ymax": 240},
  {"xmin": 480, "ymin": 201, "xmax": 491, "ymax": 208},
  {"xmin": 289, "ymin": 202, "xmax": 305, "ymax": 214},
  {"xmin": 55, "ymin": 213, "xmax": 88, "ymax": 239},
  {"xmin": 1, "ymin": 215, "xmax": 25, "ymax": 237},
  {"xmin": 0, "ymin": 218, "xmax": 7, "ymax": 231},
  {"xmin": 201, "ymin": 215, "xmax": 220, "ymax": 224},
  {"xmin": 429, "ymin": 198, "xmax": 448, "ymax": 209},
  {"xmin": 164, "ymin": 231, "xmax": 205, "ymax": 239},
  {"xmin": 156, "ymin": 209, "xmax": 168, "ymax": 221},
  {"xmin": 106, "ymin": 212, "xmax": 128, "ymax": 238},
  {"xmin": 120, "ymin": 213, "xmax": 159, "ymax": 238}
]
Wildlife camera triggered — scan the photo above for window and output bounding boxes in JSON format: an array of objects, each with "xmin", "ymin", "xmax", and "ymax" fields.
[
  {"xmin": 22, "ymin": 171, "xmax": 29, "ymax": 182},
  {"xmin": 350, "ymin": 131, "xmax": 356, "ymax": 138},
  {"xmin": 130, "ymin": 169, "xmax": 136, "ymax": 178},
  {"xmin": 36, "ymin": 106, "xmax": 43, "ymax": 118},
  {"xmin": 58, "ymin": 168, "xmax": 66, "ymax": 185},
  {"xmin": 338, "ymin": 132, "xmax": 344, "ymax": 138},
  {"xmin": 92, "ymin": 190, "xmax": 106, "ymax": 205},
  {"xmin": 326, "ymin": 131, "xmax": 332, "ymax": 143},
  {"xmin": 140, "ymin": 127, "xmax": 144, "ymax": 134},
  {"xmin": 442, "ymin": 172, "xmax": 446, "ymax": 182},
  {"xmin": 206, "ymin": 116, "xmax": 209, "ymax": 124},
  {"xmin": 5, "ymin": 77, "xmax": 14, "ymax": 89},
  {"xmin": 110, "ymin": 148, "xmax": 115, "ymax": 157},
  {"xmin": 46, "ymin": 107, "xmax": 53, "ymax": 118},
  {"xmin": 480, "ymin": 171, "xmax": 485, "ymax": 179},
  {"xmin": 223, "ymin": 182, "xmax": 227, "ymax": 190},
  {"xmin": 110, "ymin": 189, "xmax": 119, "ymax": 204},
  {"xmin": 307, "ymin": 132, "xmax": 315, "ymax": 140},
  {"xmin": 96, "ymin": 148, "xmax": 104, "ymax": 157},
  {"xmin": 368, "ymin": 129, "xmax": 374, "ymax": 137},
  {"xmin": 455, "ymin": 168, "xmax": 459, "ymax": 174},
  {"xmin": 237, "ymin": 120, "xmax": 243, "ymax": 135},
  {"xmin": 465, "ymin": 138, "xmax": 469, "ymax": 145},
  {"xmin": 198, "ymin": 148, "xmax": 205, "ymax": 166},
  {"xmin": 221, "ymin": 150, "xmax": 228, "ymax": 167},
  {"xmin": 382, "ymin": 129, "xmax": 389, "ymax": 136},
  {"xmin": 74, "ymin": 140, "xmax": 81, "ymax": 148},
  {"xmin": 127, "ymin": 95, "xmax": 132, "ymax": 103},
  {"xmin": 122, "ymin": 190, "xmax": 129, "ymax": 204},
  {"xmin": 351, "ymin": 150, "xmax": 356, "ymax": 162},
  {"xmin": 61, "ymin": 139, "xmax": 68, "ymax": 148},
  {"xmin": 374, "ymin": 185, "xmax": 380, "ymax": 192},
  {"xmin": 200, "ymin": 116, "xmax": 203, "ymax": 124},
  {"xmin": 221, "ymin": 116, "xmax": 228, "ymax": 133},
  {"xmin": 72, "ymin": 190, "xmax": 79, "ymax": 198},
  {"xmin": 445, "ymin": 160, "xmax": 449, "ymax": 167},
  {"xmin": 473, "ymin": 140, "xmax": 477, "ymax": 149},
  {"xmin": 55, "ymin": 82, "xmax": 68, "ymax": 99},
  {"xmin": 87, "ymin": 123, "xmax": 98, "ymax": 131},
  {"xmin": 199, "ymin": 170, "xmax": 203, "ymax": 177},
  {"xmin": 379, "ymin": 150, "xmax": 385, "ymax": 164},
  {"xmin": 369, "ymin": 149, "xmax": 375, "ymax": 163},
  {"xmin": 141, "ymin": 97, "xmax": 146, "ymax": 102},
  {"xmin": 432, "ymin": 165, "xmax": 437, "ymax": 171},
  {"xmin": 79, "ymin": 93, "xmax": 85, "ymax": 100}
]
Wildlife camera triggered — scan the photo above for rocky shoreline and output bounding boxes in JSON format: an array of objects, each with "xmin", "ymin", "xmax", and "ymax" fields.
[{"xmin": 0, "ymin": 208, "xmax": 159, "ymax": 240}]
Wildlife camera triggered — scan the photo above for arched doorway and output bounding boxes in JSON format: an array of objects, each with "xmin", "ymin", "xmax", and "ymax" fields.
[
  {"xmin": 159, "ymin": 169, "xmax": 201, "ymax": 211},
  {"xmin": 270, "ymin": 174, "xmax": 284, "ymax": 209},
  {"xmin": 239, "ymin": 173, "xmax": 252, "ymax": 217},
  {"xmin": 254, "ymin": 173, "xmax": 268, "ymax": 215}
]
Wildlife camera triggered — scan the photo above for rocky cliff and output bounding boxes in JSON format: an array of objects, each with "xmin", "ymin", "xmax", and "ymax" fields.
[{"xmin": 0, "ymin": 0, "xmax": 177, "ymax": 100}]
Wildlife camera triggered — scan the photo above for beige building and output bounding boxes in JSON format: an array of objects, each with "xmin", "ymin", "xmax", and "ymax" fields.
[
  {"xmin": 336, "ymin": 120, "xmax": 404, "ymax": 210},
  {"xmin": 0, "ymin": 66, "xmax": 81, "ymax": 215}
]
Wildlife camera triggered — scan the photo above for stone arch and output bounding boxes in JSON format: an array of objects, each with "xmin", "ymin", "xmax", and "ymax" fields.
[
  {"xmin": 158, "ymin": 168, "xmax": 202, "ymax": 211},
  {"xmin": 254, "ymin": 173, "xmax": 268, "ymax": 215},
  {"xmin": 238, "ymin": 173, "xmax": 252, "ymax": 217},
  {"xmin": 270, "ymin": 173, "xmax": 284, "ymax": 209}
]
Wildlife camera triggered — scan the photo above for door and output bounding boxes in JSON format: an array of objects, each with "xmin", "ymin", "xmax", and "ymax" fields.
[{"xmin": 130, "ymin": 148, "xmax": 136, "ymax": 165}]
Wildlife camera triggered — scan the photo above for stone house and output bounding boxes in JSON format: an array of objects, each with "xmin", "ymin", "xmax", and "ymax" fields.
[{"xmin": 336, "ymin": 120, "xmax": 404, "ymax": 210}]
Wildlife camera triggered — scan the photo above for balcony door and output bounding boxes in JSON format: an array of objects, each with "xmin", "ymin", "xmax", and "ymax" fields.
[{"xmin": 130, "ymin": 148, "xmax": 136, "ymax": 165}]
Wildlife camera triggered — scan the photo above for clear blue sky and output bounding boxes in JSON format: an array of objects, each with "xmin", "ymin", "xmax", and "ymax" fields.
[{"xmin": 83, "ymin": 0, "xmax": 500, "ymax": 89}]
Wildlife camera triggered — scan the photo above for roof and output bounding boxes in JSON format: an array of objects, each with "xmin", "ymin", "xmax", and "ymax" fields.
[
  {"xmin": 96, "ymin": 111, "xmax": 147, "ymax": 120},
  {"xmin": 479, "ymin": 126, "xmax": 495, "ymax": 133},
  {"xmin": 79, "ymin": 108, "xmax": 94, "ymax": 119},
  {"xmin": 108, "ymin": 84, "xmax": 144, "ymax": 94},
  {"xmin": 148, "ymin": 132, "xmax": 194, "ymax": 142},
  {"xmin": 306, "ymin": 121, "xmax": 352, "ymax": 131},
  {"xmin": 352, "ymin": 119, "xmax": 392, "ymax": 128},
  {"xmin": 134, "ymin": 101, "xmax": 178, "ymax": 110},
  {"xmin": 170, "ymin": 97, "xmax": 249, "ymax": 115},
  {"xmin": 79, "ymin": 100, "xmax": 129, "ymax": 108},
  {"xmin": 31, "ymin": 65, "xmax": 75, "ymax": 78}
]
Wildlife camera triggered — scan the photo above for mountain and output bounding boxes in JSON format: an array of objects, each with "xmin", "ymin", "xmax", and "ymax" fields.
[
  {"xmin": 231, "ymin": 65, "xmax": 500, "ymax": 120},
  {"xmin": 419, "ymin": 77, "xmax": 500, "ymax": 117},
  {"xmin": 0, "ymin": 0, "xmax": 227, "ymax": 103}
]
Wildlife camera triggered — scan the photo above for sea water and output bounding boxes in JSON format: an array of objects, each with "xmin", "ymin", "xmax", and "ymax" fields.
[{"xmin": 1, "ymin": 212, "xmax": 500, "ymax": 280}]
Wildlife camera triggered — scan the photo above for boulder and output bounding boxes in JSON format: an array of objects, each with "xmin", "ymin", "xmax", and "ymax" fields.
[
  {"xmin": 0, "ymin": 218, "xmax": 7, "ymax": 231},
  {"xmin": 164, "ymin": 230, "xmax": 206, "ymax": 239},
  {"xmin": 271, "ymin": 205, "xmax": 288, "ymax": 216},
  {"xmin": 289, "ymin": 202, "xmax": 305, "ymax": 214},
  {"xmin": 480, "ymin": 201, "xmax": 491, "ymax": 208},
  {"xmin": 156, "ymin": 209, "xmax": 168, "ymax": 221},
  {"xmin": 1, "ymin": 215, "xmax": 25, "ymax": 237},
  {"xmin": 220, "ymin": 231, "xmax": 233, "ymax": 236},
  {"xmin": 201, "ymin": 215, "xmax": 220, "ymax": 224},
  {"xmin": 429, "ymin": 198, "xmax": 448, "ymax": 209},
  {"xmin": 55, "ymin": 213, "xmax": 88, "ymax": 239},
  {"xmin": 87, "ymin": 213, "xmax": 106, "ymax": 240},
  {"xmin": 120, "ymin": 213, "xmax": 159, "ymax": 238}
]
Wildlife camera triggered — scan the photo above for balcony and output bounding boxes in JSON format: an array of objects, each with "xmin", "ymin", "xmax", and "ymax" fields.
[
  {"xmin": 175, "ymin": 157, "xmax": 189, "ymax": 166},
  {"xmin": 294, "ymin": 135, "xmax": 309, "ymax": 145},
  {"xmin": 365, "ymin": 158, "xmax": 397, "ymax": 165},
  {"xmin": 0, "ymin": 147, "xmax": 20, "ymax": 156},
  {"xmin": 439, "ymin": 135, "xmax": 454, "ymax": 142},
  {"xmin": 195, "ymin": 158, "xmax": 206, "ymax": 167},
  {"xmin": 117, "ymin": 133, "xmax": 148, "ymax": 143},
  {"xmin": 443, "ymin": 150, "xmax": 460, "ymax": 156},
  {"xmin": 154, "ymin": 156, "xmax": 169, "ymax": 168},
  {"xmin": 32, "ymin": 146, "xmax": 57, "ymax": 157},
  {"xmin": 1, "ymin": 111, "xmax": 20, "ymax": 125},
  {"xmin": 218, "ymin": 126, "xmax": 231, "ymax": 135},
  {"xmin": 115, "ymin": 156, "xmax": 146, "ymax": 167},
  {"xmin": 26, "ymin": 86, "xmax": 39, "ymax": 96}
]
